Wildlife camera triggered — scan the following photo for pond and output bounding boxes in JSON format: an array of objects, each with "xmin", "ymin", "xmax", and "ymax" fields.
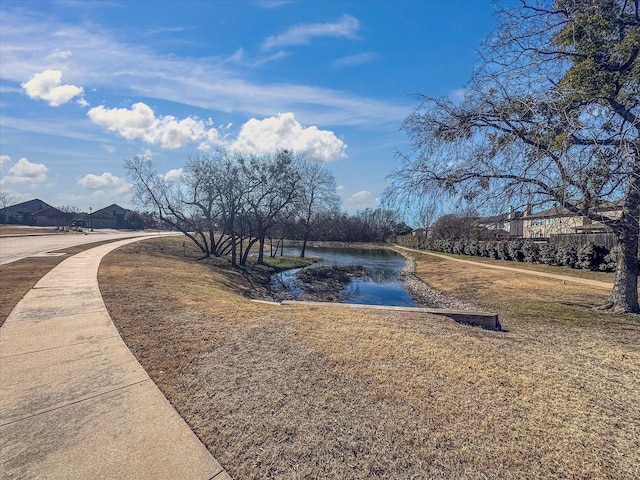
[{"xmin": 270, "ymin": 245, "xmax": 417, "ymax": 307}]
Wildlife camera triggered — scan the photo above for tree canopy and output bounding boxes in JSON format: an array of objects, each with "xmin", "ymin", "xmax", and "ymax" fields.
[{"xmin": 387, "ymin": 0, "xmax": 639, "ymax": 312}]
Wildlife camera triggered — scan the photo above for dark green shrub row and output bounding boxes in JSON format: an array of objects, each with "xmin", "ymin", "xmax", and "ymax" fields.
[{"xmin": 401, "ymin": 237, "xmax": 620, "ymax": 272}]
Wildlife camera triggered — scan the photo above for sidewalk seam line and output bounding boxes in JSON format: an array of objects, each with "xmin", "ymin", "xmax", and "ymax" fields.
[
  {"xmin": 2, "ymin": 308, "xmax": 105, "ymax": 323},
  {"xmin": 210, "ymin": 469, "xmax": 228, "ymax": 479},
  {"xmin": 0, "ymin": 334, "xmax": 122, "ymax": 359},
  {"xmin": 0, "ymin": 378, "xmax": 151, "ymax": 428}
]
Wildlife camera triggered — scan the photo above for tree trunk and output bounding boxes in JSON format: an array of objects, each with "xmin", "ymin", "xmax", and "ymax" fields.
[
  {"xmin": 608, "ymin": 216, "xmax": 640, "ymax": 313},
  {"xmin": 300, "ymin": 210, "xmax": 312, "ymax": 258},
  {"xmin": 257, "ymin": 236, "xmax": 266, "ymax": 264},
  {"xmin": 230, "ymin": 232, "xmax": 237, "ymax": 268}
]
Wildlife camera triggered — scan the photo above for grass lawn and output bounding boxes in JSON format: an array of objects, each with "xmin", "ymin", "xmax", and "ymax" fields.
[{"xmin": 98, "ymin": 237, "xmax": 640, "ymax": 479}]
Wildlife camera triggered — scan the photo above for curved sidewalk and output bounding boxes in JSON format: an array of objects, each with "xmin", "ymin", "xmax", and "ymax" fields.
[{"xmin": 0, "ymin": 237, "xmax": 231, "ymax": 479}]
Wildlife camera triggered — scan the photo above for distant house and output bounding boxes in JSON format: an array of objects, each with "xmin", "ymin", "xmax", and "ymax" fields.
[
  {"xmin": 475, "ymin": 207, "xmax": 524, "ymax": 239},
  {"xmin": 521, "ymin": 202, "xmax": 622, "ymax": 239},
  {"xmin": 0, "ymin": 198, "xmax": 67, "ymax": 226},
  {"xmin": 90, "ymin": 204, "xmax": 129, "ymax": 229}
]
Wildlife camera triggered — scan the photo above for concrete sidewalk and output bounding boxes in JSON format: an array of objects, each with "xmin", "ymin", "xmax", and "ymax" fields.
[{"xmin": 0, "ymin": 238, "xmax": 230, "ymax": 479}]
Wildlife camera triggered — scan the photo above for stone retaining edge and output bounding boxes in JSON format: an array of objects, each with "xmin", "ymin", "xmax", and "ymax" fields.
[{"xmin": 251, "ymin": 299, "xmax": 501, "ymax": 331}]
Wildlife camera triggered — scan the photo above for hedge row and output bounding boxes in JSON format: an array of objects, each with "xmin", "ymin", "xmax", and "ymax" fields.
[{"xmin": 401, "ymin": 237, "xmax": 619, "ymax": 272}]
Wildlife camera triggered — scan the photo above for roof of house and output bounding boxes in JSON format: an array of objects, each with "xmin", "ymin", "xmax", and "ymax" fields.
[
  {"xmin": 32, "ymin": 206, "xmax": 66, "ymax": 217},
  {"xmin": 1, "ymin": 198, "xmax": 53, "ymax": 214},
  {"xmin": 475, "ymin": 210, "xmax": 523, "ymax": 224},
  {"xmin": 523, "ymin": 200, "xmax": 623, "ymax": 219},
  {"xmin": 92, "ymin": 204, "xmax": 129, "ymax": 218}
]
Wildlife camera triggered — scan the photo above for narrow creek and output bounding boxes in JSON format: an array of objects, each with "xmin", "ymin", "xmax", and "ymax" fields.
[{"xmin": 269, "ymin": 245, "xmax": 417, "ymax": 307}]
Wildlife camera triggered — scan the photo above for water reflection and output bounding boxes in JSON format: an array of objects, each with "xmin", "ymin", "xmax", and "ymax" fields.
[{"xmin": 271, "ymin": 246, "xmax": 416, "ymax": 307}]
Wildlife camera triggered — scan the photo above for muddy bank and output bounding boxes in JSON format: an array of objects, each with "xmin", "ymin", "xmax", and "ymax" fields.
[{"xmin": 266, "ymin": 265, "xmax": 367, "ymax": 303}]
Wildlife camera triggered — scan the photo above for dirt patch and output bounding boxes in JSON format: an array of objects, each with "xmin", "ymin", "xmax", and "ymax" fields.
[{"xmin": 98, "ymin": 237, "xmax": 640, "ymax": 479}]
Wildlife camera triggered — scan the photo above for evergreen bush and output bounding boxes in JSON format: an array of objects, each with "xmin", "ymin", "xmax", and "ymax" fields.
[
  {"xmin": 577, "ymin": 242, "xmax": 607, "ymax": 271},
  {"xmin": 487, "ymin": 241, "xmax": 500, "ymax": 259},
  {"xmin": 522, "ymin": 240, "xmax": 539, "ymax": 263},
  {"xmin": 508, "ymin": 240, "xmax": 525, "ymax": 262},
  {"xmin": 538, "ymin": 243, "xmax": 559, "ymax": 266},
  {"xmin": 496, "ymin": 241, "xmax": 510, "ymax": 260},
  {"xmin": 556, "ymin": 243, "xmax": 579, "ymax": 268},
  {"xmin": 599, "ymin": 244, "xmax": 620, "ymax": 272}
]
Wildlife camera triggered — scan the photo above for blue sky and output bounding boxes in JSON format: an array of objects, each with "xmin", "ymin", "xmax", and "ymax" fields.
[{"xmin": 0, "ymin": 0, "xmax": 496, "ymax": 213}]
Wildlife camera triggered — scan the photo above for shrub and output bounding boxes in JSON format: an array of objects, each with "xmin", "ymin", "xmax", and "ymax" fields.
[
  {"xmin": 522, "ymin": 240, "xmax": 539, "ymax": 263},
  {"xmin": 454, "ymin": 240, "xmax": 466, "ymax": 255},
  {"xmin": 487, "ymin": 241, "xmax": 500, "ymax": 259},
  {"xmin": 465, "ymin": 241, "xmax": 479, "ymax": 257},
  {"xmin": 497, "ymin": 241, "xmax": 511, "ymax": 260},
  {"xmin": 538, "ymin": 243, "xmax": 559, "ymax": 266},
  {"xmin": 508, "ymin": 240, "xmax": 525, "ymax": 262},
  {"xmin": 442, "ymin": 239, "xmax": 454, "ymax": 254},
  {"xmin": 556, "ymin": 242, "xmax": 579, "ymax": 268},
  {"xmin": 577, "ymin": 242, "xmax": 608, "ymax": 271},
  {"xmin": 599, "ymin": 244, "xmax": 620, "ymax": 272}
]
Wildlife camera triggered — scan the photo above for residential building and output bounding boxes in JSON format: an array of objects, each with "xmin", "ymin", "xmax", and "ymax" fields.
[
  {"xmin": 90, "ymin": 204, "xmax": 128, "ymax": 229},
  {"xmin": 0, "ymin": 198, "xmax": 66, "ymax": 226},
  {"xmin": 475, "ymin": 207, "xmax": 524, "ymax": 239},
  {"xmin": 522, "ymin": 202, "xmax": 622, "ymax": 238}
]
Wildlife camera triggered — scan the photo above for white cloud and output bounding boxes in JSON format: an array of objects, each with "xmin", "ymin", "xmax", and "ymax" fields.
[
  {"xmin": 259, "ymin": 0, "xmax": 294, "ymax": 8},
  {"xmin": 87, "ymin": 102, "xmax": 224, "ymax": 150},
  {"xmin": 332, "ymin": 52, "xmax": 378, "ymax": 68},
  {"xmin": 0, "ymin": 155, "xmax": 11, "ymax": 168},
  {"xmin": 230, "ymin": 112, "xmax": 347, "ymax": 163},
  {"xmin": 100, "ymin": 144, "xmax": 116, "ymax": 153},
  {"xmin": 77, "ymin": 172, "xmax": 131, "ymax": 194},
  {"xmin": 351, "ymin": 190, "xmax": 371, "ymax": 201},
  {"xmin": 21, "ymin": 70, "xmax": 84, "ymax": 106},
  {"xmin": 2, "ymin": 158, "xmax": 48, "ymax": 184},
  {"xmin": 337, "ymin": 186, "xmax": 377, "ymax": 212},
  {"xmin": 262, "ymin": 14, "xmax": 359, "ymax": 50},
  {"xmin": 1, "ymin": 10, "xmax": 407, "ymax": 128},
  {"xmin": 164, "ymin": 168, "xmax": 184, "ymax": 182}
]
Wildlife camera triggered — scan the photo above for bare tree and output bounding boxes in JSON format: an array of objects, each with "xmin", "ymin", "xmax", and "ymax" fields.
[
  {"xmin": 56, "ymin": 205, "xmax": 81, "ymax": 230},
  {"xmin": 388, "ymin": 0, "xmax": 640, "ymax": 312},
  {"xmin": 430, "ymin": 211, "xmax": 477, "ymax": 241},
  {"xmin": 239, "ymin": 150, "xmax": 302, "ymax": 265},
  {"xmin": 125, "ymin": 154, "xmax": 211, "ymax": 256},
  {"xmin": 296, "ymin": 161, "xmax": 340, "ymax": 257},
  {"xmin": 0, "ymin": 192, "xmax": 15, "ymax": 224}
]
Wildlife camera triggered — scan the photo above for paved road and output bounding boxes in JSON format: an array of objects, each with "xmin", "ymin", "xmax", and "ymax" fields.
[{"xmin": 0, "ymin": 230, "xmax": 177, "ymax": 265}]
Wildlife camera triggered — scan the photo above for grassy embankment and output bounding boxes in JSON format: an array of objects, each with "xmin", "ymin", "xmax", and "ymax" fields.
[{"xmin": 98, "ymin": 236, "xmax": 639, "ymax": 479}]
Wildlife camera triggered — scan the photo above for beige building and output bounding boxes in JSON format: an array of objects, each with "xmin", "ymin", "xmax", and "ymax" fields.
[{"xmin": 522, "ymin": 203, "xmax": 621, "ymax": 239}]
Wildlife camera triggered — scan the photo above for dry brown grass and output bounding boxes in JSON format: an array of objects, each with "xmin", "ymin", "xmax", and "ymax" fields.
[
  {"xmin": 419, "ymin": 250, "xmax": 617, "ymax": 283},
  {"xmin": 0, "ymin": 225, "xmax": 75, "ymax": 236},
  {"xmin": 99, "ymin": 237, "xmax": 640, "ymax": 479}
]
